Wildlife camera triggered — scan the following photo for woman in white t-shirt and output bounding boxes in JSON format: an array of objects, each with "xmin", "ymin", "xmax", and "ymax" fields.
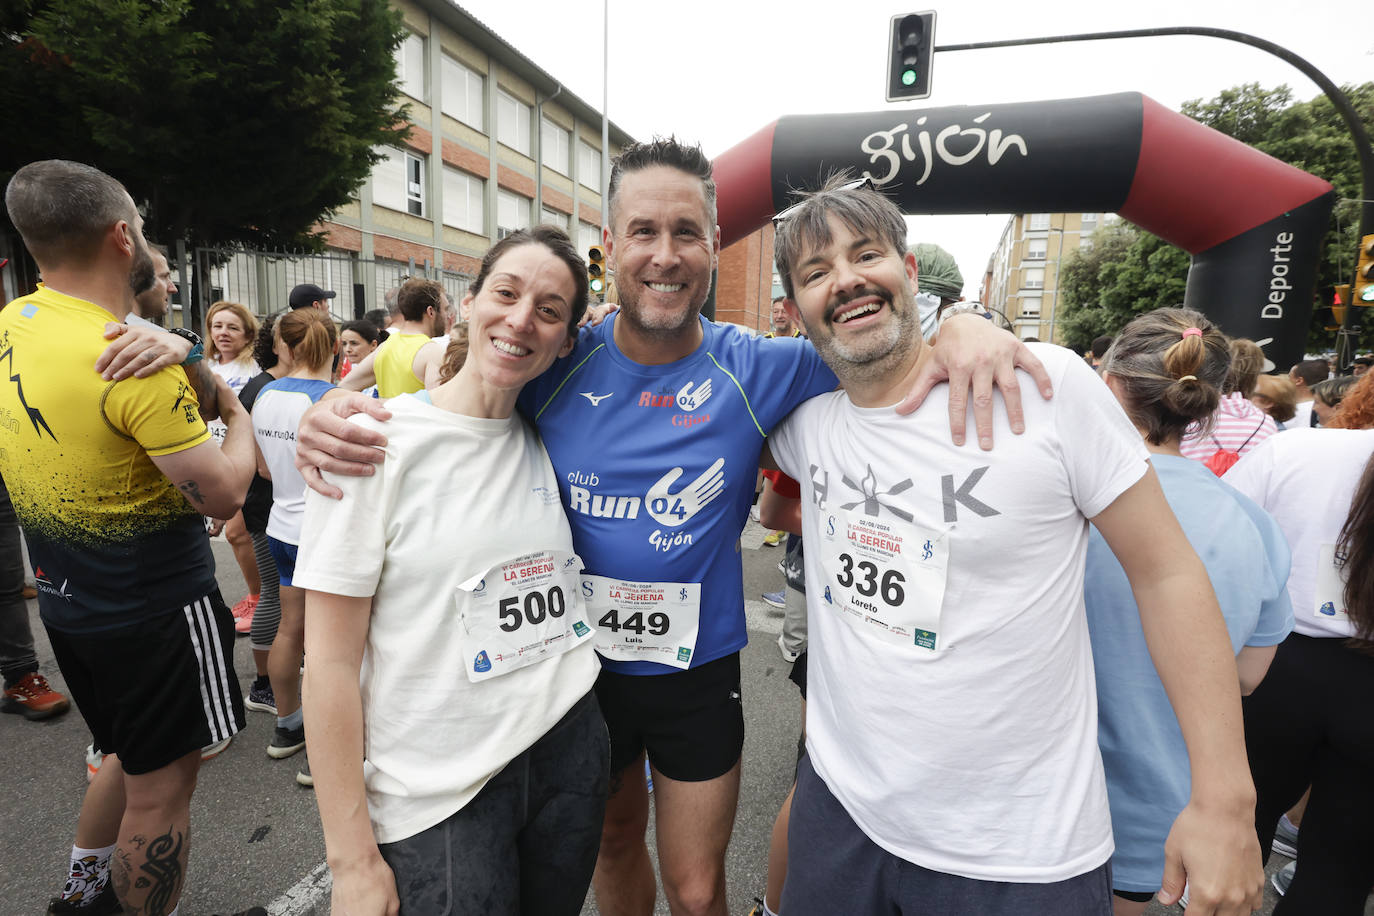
[
  {"xmin": 1224, "ymin": 369, "xmax": 1374, "ymax": 914},
  {"xmin": 205, "ymin": 299, "xmax": 262, "ymax": 400},
  {"xmin": 203, "ymin": 300, "xmax": 265, "ymax": 625},
  {"xmin": 294, "ymin": 227, "xmax": 605, "ymax": 915}
]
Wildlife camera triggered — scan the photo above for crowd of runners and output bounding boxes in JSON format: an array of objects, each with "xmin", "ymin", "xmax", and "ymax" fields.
[{"xmin": 2, "ymin": 140, "xmax": 1372, "ymax": 916}]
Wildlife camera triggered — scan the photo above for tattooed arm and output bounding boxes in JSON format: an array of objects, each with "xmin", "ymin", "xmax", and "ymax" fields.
[{"xmin": 151, "ymin": 376, "xmax": 255, "ymax": 519}]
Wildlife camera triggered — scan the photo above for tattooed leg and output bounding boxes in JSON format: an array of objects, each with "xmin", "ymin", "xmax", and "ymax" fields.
[{"xmin": 114, "ymin": 749, "xmax": 199, "ymax": 916}]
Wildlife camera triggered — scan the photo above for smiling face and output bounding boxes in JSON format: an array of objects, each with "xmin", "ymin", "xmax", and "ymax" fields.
[
  {"xmin": 209, "ymin": 310, "xmax": 250, "ymax": 362},
  {"xmin": 461, "ymin": 242, "xmax": 579, "ymax": 395},
  {"xmin": 785, "ymin": 214, "xmax": 921, "ymax": 387},
  {"xmin": 606, "ymin": 165, "xmax": 719, "ymax": 342}
]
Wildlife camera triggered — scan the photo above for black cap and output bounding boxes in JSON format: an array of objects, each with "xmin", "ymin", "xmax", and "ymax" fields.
[{"xmin": 289, "ymin": 283, "xmax": 336, "ymax": 309}]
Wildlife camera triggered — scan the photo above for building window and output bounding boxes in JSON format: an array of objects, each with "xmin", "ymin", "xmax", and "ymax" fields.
[
  {"xmin": 1026, "ymin": 238, "xmax": 1047, "ymax": 260},
  {"xmin": 578, "ymin": 141, "xmax": 601, "ymax": 191},
  {"xmin": 1022, "ymin": 268, "xmax": 1045, "ymax": 290},
  {"xmin": 397, "ymin": 32, "xmax": 426, "ymax": 101},
  {"xmin": 541, "ymin": 207, "xmax": 569, "ymax": 229},
  {"xmin": 497, "ymin": 189, "xmax": 531, "ymax": 237},
  {"xmin": 579, "ymin": 221, "xmax": 601, "ymax": 257},
  {"xmin": 1020, "ymin": 296, "xmax": 1041, "ymax": 318},
  {"xmin": 442, "ymin": 166, "xmax": 484, "ymax": 233},
  {"xmin": 440, "ymin": 55, "xmax": 483, "ymax": 129},
  {"xmin": 373, "ymin": 147, "xmax": 426, "ymax": 217},
  {"xmin": 496, "ymin": 90, "xmax": 532, "ymax": 156},
  {"xmin": 1027, "ymin": 213, "xmax": 1050, "ymax": 231},
  {"xmin": 541, "ymin": 119, "xmax": 571, "ymax": 175},
  {"xmin": 1081, "ymin": 212, "xmax": 1098, "ymax": 229}
]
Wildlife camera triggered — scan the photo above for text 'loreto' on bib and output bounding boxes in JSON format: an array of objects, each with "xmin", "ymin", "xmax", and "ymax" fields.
[{"xmin": 820, "ymin": 507, "xmax": 950, "ymax": 651}]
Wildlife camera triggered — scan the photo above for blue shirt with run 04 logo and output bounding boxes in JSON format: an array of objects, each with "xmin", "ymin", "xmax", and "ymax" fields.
[{"xmin": 518, "ymin": 313, "xmax": 835, "ymax": 675}]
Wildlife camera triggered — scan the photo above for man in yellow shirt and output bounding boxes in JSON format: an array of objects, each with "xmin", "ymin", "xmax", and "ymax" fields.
[
  {"xmin": 3, "ymin": 160, "xmax": 257, "ymax": 916},
  {"xmin": 354, "ymin": 277, "xmax": 454, "ymax": 397}
]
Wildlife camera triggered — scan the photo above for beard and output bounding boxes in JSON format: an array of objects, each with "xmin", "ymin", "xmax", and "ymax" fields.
[
  {"xmin": 615, "ymin": 280, "xmax": 706, "ymax": 341},
  {"xmin": 128, "ymin": 241, "xmax": 156, "ymax": 298},
  {"xmin": 804, "ymin": 284, "xmax": 920, "ymax": 385}
]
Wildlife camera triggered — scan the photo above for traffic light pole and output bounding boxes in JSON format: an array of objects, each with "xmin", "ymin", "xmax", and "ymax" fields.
[{"xmin": 935, "ymin": 26, "xmax": 1373, "ymax": 369}]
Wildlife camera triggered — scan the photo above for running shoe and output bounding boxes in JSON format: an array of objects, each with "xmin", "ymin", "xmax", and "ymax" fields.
[
  {"xmin": 777, "ymin": 634, "xmax": 800, "ymax": 664},
  {"xmin": 244, "ymin": 679, "xmax": 277, "ymax": 715},
  {"xmin": 761, "ymin": 590, "xmax": 786, "ymax": 610},
  {"xmin": 201, "ymin": 737, "xmax": 232, "ymax": 761},
  {"xmin": 1271, "ymin": 815, "xmax": 1299, "ymax": 858},
  {"xmin": 2, "ymin": 671, "xmax": 71, "ymax": 720},
  {"xmin": 296, "ymin": 755, "xmax": 314, "ymax": 788},
  {"xmin": 85, "ymin": 743, "xmax": 104, "ymax": 783},
  {"xmin": 47, "ymin": 883, "xmax": 121, "ymax": 915},
  {"xmin": 267, "ymin": 723, "xmax": 306, "ymax": 759},
  {"xmin": 1272, "ymin": 860, "xmax": 1296, "ymax": 896},
  {"xmin": 745, "ymin": 898, "xmax": 765, "ymax": 916},
  {"xmin": 762, "ymin": 530, "xmax": 784, "ymax": 547},
  {"xmin": 750, "ymin": 505, "xmax": 761, "ymax": 523},
  {"xmin": 231, "ymin": 594, "xmax": 258, "ymax": 635}
]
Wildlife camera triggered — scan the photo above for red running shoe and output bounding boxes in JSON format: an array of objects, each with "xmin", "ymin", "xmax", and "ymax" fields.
[
  {"xmin": 232, "ymin": 594, "xmax": 259, "ymax": 635},
  {"xmin": 2, "ymin": 671, "xmax": 71, "ymax": 720}
]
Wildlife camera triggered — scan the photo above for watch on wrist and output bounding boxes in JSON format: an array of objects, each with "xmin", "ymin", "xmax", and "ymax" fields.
[{"xmin": 167, "ymin": 327, "xmax": 204, "ymax": 364}]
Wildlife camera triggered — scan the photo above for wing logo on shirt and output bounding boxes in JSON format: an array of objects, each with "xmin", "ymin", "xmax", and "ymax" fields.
[
  {"xmin": 0, "ymin": 343, "xmax": 56, "ymax": 442},
  {"xmin": 646, "ymin": 458, "xmax": 726, "ymax": 527},
  {"xmin": 840, "ymin": 464, "xmax": 913, "ymax": 522}
]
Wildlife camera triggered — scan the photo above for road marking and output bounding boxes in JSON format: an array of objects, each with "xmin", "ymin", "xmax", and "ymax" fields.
[{"xmin": 268, "ymin": 860, "xmax": 330, "ymax": 915}]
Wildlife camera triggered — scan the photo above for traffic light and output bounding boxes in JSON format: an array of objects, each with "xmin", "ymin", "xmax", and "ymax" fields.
[
  {"xmin": 588, "ymin": 245, "xmax": 606, "ymax": 297},
  {"xmin": 1357, "ymin": 234, "xmax": 1374, "ymax": 305},
  {"xmin": 887, "ymin": 11, "xmax": 936, "ymax": 102}
]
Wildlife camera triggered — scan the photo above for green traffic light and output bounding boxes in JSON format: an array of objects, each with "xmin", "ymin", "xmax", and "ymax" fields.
[
  {"xmin": 1361, "ymin": 284, "xmax": 1374, "ymax": 303},
  {"xmin": 591, "ymin": 278, "xmax": 604, "ymax": 293},
  {"xmin": 901, "ymin": 69, "xmax": 917, "ymax": 86}
]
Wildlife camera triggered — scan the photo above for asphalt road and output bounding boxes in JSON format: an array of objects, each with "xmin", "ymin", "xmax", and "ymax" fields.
[{"xmin": 0, "ymin": 521, "xmax": 1352, "ymax": 915}]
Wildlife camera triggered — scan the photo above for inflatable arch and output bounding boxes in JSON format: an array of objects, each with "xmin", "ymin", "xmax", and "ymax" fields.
[{"xmin": 713, "ymin": 92, "xmax": 1334, "ymax": 371}]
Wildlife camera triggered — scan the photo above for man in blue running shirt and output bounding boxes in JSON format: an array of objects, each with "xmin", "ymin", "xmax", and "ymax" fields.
[{"xmin": 295, "ymin": 138, "xmax": 1052, "ymax": 916}]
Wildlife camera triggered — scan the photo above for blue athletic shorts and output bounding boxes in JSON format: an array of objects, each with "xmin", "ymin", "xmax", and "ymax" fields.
[{"xmin": 267, "ymin": 537, "xmax": 299, "ymax": 587}]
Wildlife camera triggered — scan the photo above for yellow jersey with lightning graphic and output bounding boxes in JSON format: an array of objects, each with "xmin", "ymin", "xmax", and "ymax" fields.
[{"xmin": 0, "ymin": 285, "xmax": 216, "ymax": 632}]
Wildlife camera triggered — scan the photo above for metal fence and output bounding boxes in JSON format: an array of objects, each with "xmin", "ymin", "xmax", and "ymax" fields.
[{"xmin": 185, "ymin": 247, "xmax": 472, "ymax": 327}]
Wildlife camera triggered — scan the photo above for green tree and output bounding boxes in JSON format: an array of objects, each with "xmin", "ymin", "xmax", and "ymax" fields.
[
  {"xmin": 1058, "ymin": 81, "xmax": 1374, "ymax": 353},
  {"xmin": 0, "ymin": 0, "xmax": 408, "ymax": 252}
]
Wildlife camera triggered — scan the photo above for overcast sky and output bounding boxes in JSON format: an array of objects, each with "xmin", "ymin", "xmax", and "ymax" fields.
[{"xmin": 460, "ymin": 0, "xmax": 1370, "ymax": 299}]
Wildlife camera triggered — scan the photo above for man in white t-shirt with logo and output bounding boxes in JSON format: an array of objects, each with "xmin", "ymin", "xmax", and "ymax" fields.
[{"xmin": 765, "ymin": 176, "xmax": 1265, "ymax": 916}]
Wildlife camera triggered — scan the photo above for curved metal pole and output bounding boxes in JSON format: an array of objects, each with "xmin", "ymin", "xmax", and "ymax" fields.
[{"xmin": 938, "ymin": 26, "xmax": 1372, "ymax": 367}]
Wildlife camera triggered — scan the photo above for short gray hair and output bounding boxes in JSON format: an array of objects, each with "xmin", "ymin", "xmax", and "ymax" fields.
[
  {"xmin": 773, "ymin": 173, "xmax": 908, "ymax": 301},
  {"xmin": 608, "ymin": 137, "xmax": 716, "ymax": 231},
  {"xmin": 5, "ymin": 160, "xmax": 135, "ymax": 268}
]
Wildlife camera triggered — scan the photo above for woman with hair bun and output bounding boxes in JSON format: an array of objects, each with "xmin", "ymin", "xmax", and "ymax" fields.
[
  {"xmin": 251, "ymin": 309, "xmax": 338, "ymax": 780},
  {"xmin": 1086, "ymin": 308, "xmax": 1294, "ymax": 916}
]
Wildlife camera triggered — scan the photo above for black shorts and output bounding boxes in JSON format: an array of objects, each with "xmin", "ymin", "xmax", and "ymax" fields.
[
  {"xmin": 46, "ymin": 590, "xmax": 245, "ymax": 775},
  {"xmin": 595, "ymin": 652, "xmax": 744, "ymax": 782}
]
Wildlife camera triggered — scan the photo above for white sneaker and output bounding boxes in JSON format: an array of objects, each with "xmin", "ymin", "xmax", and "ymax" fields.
[{"xmin": 777, "ymin": 634, "xmax": 800, "ymax": 664}]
